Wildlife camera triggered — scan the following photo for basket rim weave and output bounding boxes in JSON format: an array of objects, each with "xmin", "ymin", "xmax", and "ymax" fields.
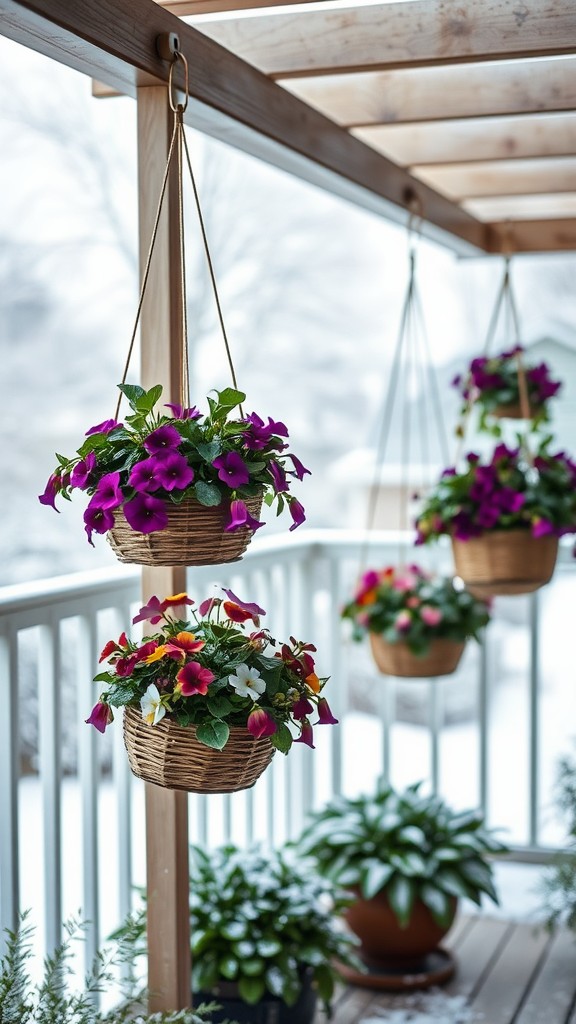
[{"xmin": 123, "ymin": 705, "xmax": 275, "ymax": 793}]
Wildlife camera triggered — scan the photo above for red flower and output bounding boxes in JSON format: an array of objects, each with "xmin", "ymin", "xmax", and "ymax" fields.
[
  {"xmin": 176, "ymin": 661, "xmax": 215, "ymax": 696},
  {"xmin": 247, "ymin": 708, "xmax": 277, "ymax": 739},
  {"xmin": 85, "ymin": 702, "xmax": 113, "ymax": 733}
]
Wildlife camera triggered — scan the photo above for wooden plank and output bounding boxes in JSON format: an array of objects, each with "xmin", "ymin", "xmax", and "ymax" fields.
[
  {"xmin": 515, "ymin": 928, "xmax": 576, "ymax": 1024},
  {"xmin": 281, "ymin": 57, "xmax": 576, "ymax": 128},
  {"xmin": 465, "ymin": 194, "xmax": 576, "ymax": 221},
  {"xmin": 353, "ymin": 113, "xmax": 576, "ymax": 168},
  {"xmin": 413, "ymin": 156, "xmax": 576, "ymax": 201},
  {"xmin": 138, "ymin": 86, "xmax": 191, "ymax": 1013},
  {"xmin": 487, "ymin": 217, "xmax": 576, "ymax": 252},
  {"xmin": 445, "ymin": 916, "xmax": 514, "ymax": 998},
  {"xmin": 194, "ymin": 1, "xmax": 576, "ymax": 78},
  {"xmin": 158, "ymin": 0, "xmax": 324, "ymax": 11},
  {"xmin": 0, "ymin": 0, "xmax": 486, "ymax": 255},
  {"xmin": 468, "ymin": 921, "xmax": 550, "ymax": 1024}
]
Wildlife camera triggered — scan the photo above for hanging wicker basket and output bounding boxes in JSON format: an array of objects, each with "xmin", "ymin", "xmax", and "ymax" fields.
[
  {"xmin": 452, "ymin": 528, "xmax": 558, "ymax": 597},
  {"xmin": 369, "ymin": 635, "xmax": 465, "ymax": 679},
  {"xmin": 490, "ymin": 400, "xmax": 541, "ymax": 421},
  {"xmin": 107, "ymin": 493, "xmax": 263, "ymax": 567},
  {"xmin": 123, "ymin": 706, "xmax": 275, "ymax": 793}
]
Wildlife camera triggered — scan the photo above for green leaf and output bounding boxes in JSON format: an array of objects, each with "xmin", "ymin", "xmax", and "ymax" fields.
[
  {"xmin": 195, "ymin": 720, "xmax": 230, "ymax": 750},
  {"xmin": 206, "ymin": 694, "xmax": 234, "ymax": 718},
  {"xmin": 387, "ymin": 875, "xmax": 416, "ymax": 928},
  {"xmin": 196, "ymin": 440, "xmax": 222, "ymax": 462},
  {"xmin": 215, "ymin": 387, "xmax": 246, "ymax": 412},
  {"xmin": 219, "ymin": 956, "xmax": 239, "ymax": 980},
  {"xmin": 257, "ymin": 939, "xmax": 282, "ymax": 958},
  {"xmin": 238, "ymin": 976, "xmax": 266, "ymax": 1004},
  {"xmin": 435, "ymin": 868, "xmax": 472, "ymax": 899},
  {"xmin": 194, "ymin": 480, "xmax": 222, "ymax": 507},
  {"xmin": 420, "ymin": 884, "xmax": 453, "ymax": 926},
  {"xmin": 265, "ymin": 966, "xmax": 285, "ymax": 998},
  {"xmin": 241, "ymin": 958, "xmax": 265, "ymax": 977},
  {"xmin": 118, "ymin": 383, "xmax": 146, "ymax": 408},
  {"xmin": 135, "ymin": 383, "xmax": 163, "ymax": 414},
  {"xmin": 221, "ymin": 921, "xmax": 247, "ymax": 941},
  {"xmin": 361, "ymin": 860, "xmax": 394, "ymax": 900},
  {"xmin": 314, "ymin": 963, "xmax": 335, "ymax": 1004},
  {"xmin": 270, "ymin": 723, "xmax": 292, "ymax": 754}
]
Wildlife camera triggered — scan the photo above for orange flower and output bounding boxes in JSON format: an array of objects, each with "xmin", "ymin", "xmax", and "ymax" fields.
[
  {"xmin": 145, "ymin": 644, "xmax": 168, "ymax": 663},
  {"xmin": 305, "ymin": 672, "xmax": 321, "ymax": 693},
  {"xmin": 358, "ymin": 588, "xmax": 377, "ymax": 606}
]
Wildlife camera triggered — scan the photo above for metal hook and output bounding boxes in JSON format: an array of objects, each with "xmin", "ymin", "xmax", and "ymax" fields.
[{"xmin": 168, "ymin": 49, "xmax": 189, "ymax": 114}]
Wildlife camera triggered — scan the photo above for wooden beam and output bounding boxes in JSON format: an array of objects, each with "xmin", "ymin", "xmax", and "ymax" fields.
[
  {"xmin": 464, "ymin": 194, "xmax": 576, "ymax": 222},
  {"xmin": 353, "ymin": 113, "xmax": 576, "ymax": 168},
  {"xmin": 413, "ymin": 156, "xmax": 576, "ymax": 201},
  {"xmin": 138, "ymin": 87, "xmax": 191, "ymax": 1013},
  {"xmin": 194, "ymin": 1, "xmax": 576, "ymax": 77},
  {"xmin": 281, "ymin": 57, "xmax": 576, "ymax": 128},
  {"xmin": 0, "ymin": 0, "xmax": 486, "ymax": 254},
  {"xmin": 157, "ymin": 0, "xmax": 324, "ymax": 12}
]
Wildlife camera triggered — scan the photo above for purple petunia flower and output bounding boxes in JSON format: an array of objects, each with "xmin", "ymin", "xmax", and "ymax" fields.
[
  {"xmin": 295, "ymin": 719, "xmax": 315, "ymax": 749},
  {"xmin": 143, "ymin": 424, "xmax": 182, "ymax": 455},
  {"xmin": 164, "ymin": 403, "xmax": 202, "ymax": 420},
  {"xmin": 38, "ymin": 473, "xmax": 61, "ymax": 512},
  {"xmin": 497, "ymin": 488, "xmax": 526, "ymax": 514},
  {"xmin": 85, "ymin": 419, "xmax": 122, "ymax": 437},
  {"xmin": 133, "ymin": 595, "xmax": 165, "ymax": 625},
  {"xmin": 153, "ymin": 452, "xmax": 194, "ymax": 492},
  {"xmin": 225, "ymin": 499, "xmax": 265, "ymax": 533},
  {"xmin": 94, "ymin": 472, "xmax": 124, "ymax": 511},
  {"xmin": 286, "ymin": 453, "xmax": 311, "ymax": 481},
  {"xmin": 85, "ymin": 701, "xmax": 113, "ymax": 733},
  {"xmin": 213, "ymin": 452, "xmax": 250, "ymax": 489},
  {"xmin": 128, "ymin": 457, "xmax": 163, "ymax": 492},
  {"xmin": 268, "ymin": 460, "xmax": 289, "ymax": 493},
  {"xmin": 288, "ymin": 497, "xmax": 306, "ymax": 532},
  {"xmin": 71, "ymin": 452, "xmax": 97, "ymax": 490},
  {"xmin": 316, "ymin": 697, "xmax": 339, "ymax": 726},
  {"xmin": 123, "ymin": 493, "xmax": 168, "ymax": 534},
  {"xmin": 476, "ymin": 505, "xmax": 501, "ymax": 530},
  {"xmin": 532, "ymin": 517, "xmax": 555, "ymax": 538},
  {"xmin": 84, "ymin": 500, "xmax": 115, "ymax": 546},
  {"xmin": 292, "ymin": 696, "xmax": 314, "ymax": 720},
  {"xmin": 242, "ymin": 411, "xmax": 289, "ymax": 451}
]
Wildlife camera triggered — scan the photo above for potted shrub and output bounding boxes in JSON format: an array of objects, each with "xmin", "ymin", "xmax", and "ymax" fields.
[
  {"xmin": 0, "ymin": 913, "xmax": 226, "ymax": 1024},
  {"xmin": 415, "ymin": 442, "xmax": 576, "ymax": 596},
  {"xmin": 452, "ymin": 345, "xmax": 561, "ymax": 429},
  {"xmin": 298, "ymin": 783, "xmax": 506, "ymax": 986},
  {"xmin": 39, "ymin": 383, "xmax": 309, "ymax": 566},
  {"xmin": 87, "ymin": 589, "xmax": 337, "ymax": 794},
  {"xmin": 341, "ymin": 564, "xmax": 490, "ymax": 678},
  {"xmin": 114, "ymin": 844, "xmax": 359, "ymax": 1024}
]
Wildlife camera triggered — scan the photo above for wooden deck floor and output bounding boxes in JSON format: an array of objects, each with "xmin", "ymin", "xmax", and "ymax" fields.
[{"xmin": 319, "ymin": 916, "xmax": 576, "ymax": 1024}]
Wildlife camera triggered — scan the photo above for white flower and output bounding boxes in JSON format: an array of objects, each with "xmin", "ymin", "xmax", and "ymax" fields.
[
  {"xmin": 140, "ymin": 683, "xmax": 166, "ymax": 725},
  {"xmin": 228, "ymin": 664, "xmax": 266, "ymax": 702}
]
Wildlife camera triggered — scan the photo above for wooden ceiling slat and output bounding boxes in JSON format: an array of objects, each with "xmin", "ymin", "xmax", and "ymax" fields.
[
  {"xmin": 281, "ymin": 57, "xmax": 576, "ymax": 128},
  {"xmin": 195, "ymin": 1, "xmax": 576, "ymax": 77},
  {"xmin": 0, "ymin": 0, "xmax": 487, "ymax": 254},
  {"xmin": 413, "ymin": 157, "xmax": 576, "ymax": 201},
  {"xmin": 157, "ymin": 0, "xmax": 323, "ymax": 12},
  {"xmin": 464, "ymin": 194, "xmax": 576, "ymax": 222},
  {"xmin": 353, "ymin": 114, "xmax": 576, "ymax": 168},
  {"xmin": 487, "ymin": 218, "xmax": 576, "ymax": 252}
]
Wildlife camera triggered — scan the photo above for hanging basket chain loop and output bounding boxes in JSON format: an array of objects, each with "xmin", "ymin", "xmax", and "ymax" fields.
[{"xmin": 115, "ymin": 48, "xmax": 242, "ymax": 419}]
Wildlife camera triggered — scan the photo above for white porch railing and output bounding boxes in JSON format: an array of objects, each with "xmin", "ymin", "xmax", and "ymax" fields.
[{"xmin": 1, "ymin": 529, "xmax": 573, "ymax": 971}]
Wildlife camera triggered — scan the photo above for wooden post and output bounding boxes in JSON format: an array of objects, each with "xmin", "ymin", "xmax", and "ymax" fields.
[{"xmin": 137, "ymin": 84, "xmax": 191, "ymax": 1012}]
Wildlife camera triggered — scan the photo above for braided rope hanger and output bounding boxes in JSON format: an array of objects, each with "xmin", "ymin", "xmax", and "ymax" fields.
[
  {"xmin": 115, "ymin": 50, "xmax": 241, "ymax": 420},
  {"xmin": 360, "ymin": 203, "xmax": 451, "ymax": 573}
]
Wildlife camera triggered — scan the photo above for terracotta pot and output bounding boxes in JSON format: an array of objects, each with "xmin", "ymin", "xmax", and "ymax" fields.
[
  {"xmin": 345, "ymin": 890, "xmax": 457, "ymax": 962},
  {"xmin": 452, "ymin": 528, "xmax": 558, "ymax": 597},
  {"xmin": 369, "ymin": 635, "xmax": 465, "ymax": 678}
]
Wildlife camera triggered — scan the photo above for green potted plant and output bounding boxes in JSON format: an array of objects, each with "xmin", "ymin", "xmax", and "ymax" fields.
[
  {"xmin": 39, "ymin": 383, "xmax": 309, "ymax": 566},
  {"xmin": 415, "ymin": 441, "xmax": 576, "ymax": 596},
  {"xmin": 114, "ymin": 843, "xmax": 359, "ymax": 1023},
  {"xmin": 87, "ymin": 589, "xmax": 337, "ymax": 794},
  {"xmin": 540, "ymin": 744, "xmax": 576, "ymax": 933},
  {"xmin": 452, "ymin": 346, "xmax": 561, "ymax": 430},
  {"xmin": 341, "ymin": 564, "xmax": 490, "ymax": 678},
  {"xmin": 297, "ymin": 782, "xmax": 506, "ymax": 977},
  {"xmin": 0, "ymin": 913, "xmax": 227, "ymax": 1024}
]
